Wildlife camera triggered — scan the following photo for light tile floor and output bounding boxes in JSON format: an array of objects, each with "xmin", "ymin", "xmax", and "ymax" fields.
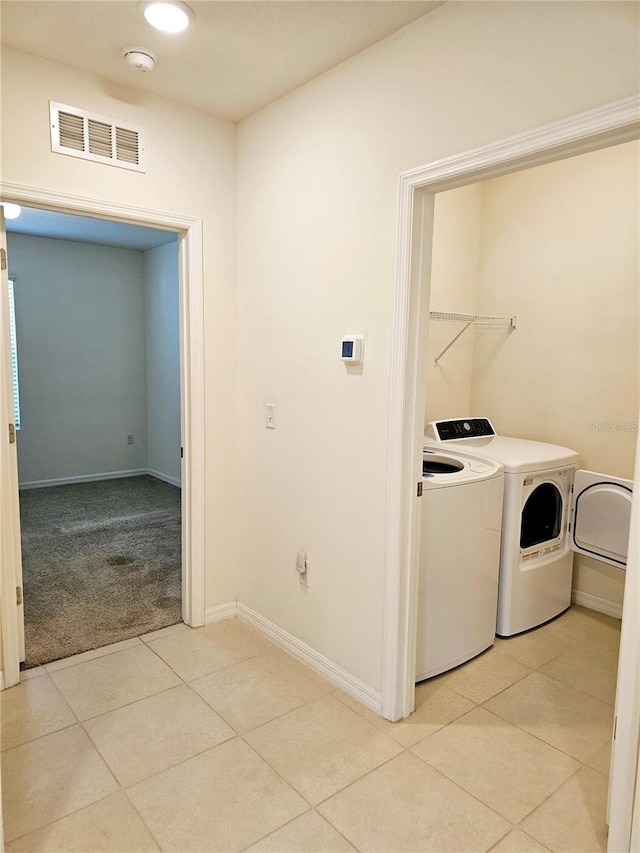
[{"xmin": 1, "ymin": 606, "xmax": 619, "ymax": 852}]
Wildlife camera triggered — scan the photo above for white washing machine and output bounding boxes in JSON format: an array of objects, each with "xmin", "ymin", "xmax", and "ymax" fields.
[
  {"xmin": 425, "ymin": 418, "xmax": 633, "ymax": 637},
  {"xmin": 416, "ymin": 448, "xmax": 504, "ymax": 681}
]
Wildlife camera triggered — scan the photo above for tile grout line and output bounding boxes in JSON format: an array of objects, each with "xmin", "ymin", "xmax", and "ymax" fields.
[
  {"xmin": 442, "ymin": 661, "xmax": 534, "ymax": 707},
  {"xmin": 64, "ymin": 626, "xmax": 330, "ymax": 845},
  {"xmin": 478, "ymin": 692, "xmax": 613, "ymax": 765},
  {"xmin": 198, "ymin": 675, "xmax": 334, "ymax": 738},
  {"xmin": 412, "ymin": 711, "xmax": 586, "ymax": 833},
  {"xmin": 4, "ymin": 610, "xmax": 618, "ymax": 850},
  {"xmin": 511, "ymin": 762, "xmax": 596, "ymax": 848},
  {"xmin": 61, "ymin": 678, "xmax": 183, "ymax": 725},
  {"xmin": 142, "ymin": 624, "xmax": 280, "ymax": 683},
  {"xmin": 407, "ymin": 745, "xmax": 517, "ymax": 832},
  {"xmin": 528, "ymin": 665, "xmax": 617, "ymax": 707},
  {"xmin": 236, "ymin": 806, "xmax": 363, "ymax": 853},
  {"xmin": 474, "ymin": 702, "xmax": 609, "ymax": 765},
  {"xmin": 121, "ymin": 786, "xmax": 167, "ymax": 852},
  {"xmin": 79, "ymin": 698, "xmax": 235, "ymax": 790},
  {"xmin": 41, "ymin": 636, "xmax": 145, "ymax": 674}
]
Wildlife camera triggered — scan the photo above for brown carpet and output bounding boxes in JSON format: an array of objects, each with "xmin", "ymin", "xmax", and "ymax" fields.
[{"xmin": 19, "ymin": 475, "xmax": 181, "ymax": 668}]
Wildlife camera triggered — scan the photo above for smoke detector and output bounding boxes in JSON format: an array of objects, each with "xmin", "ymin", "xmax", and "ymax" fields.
[{"xmin": 120, "ymin": 46, "xmax": 157, "ymax": 73}]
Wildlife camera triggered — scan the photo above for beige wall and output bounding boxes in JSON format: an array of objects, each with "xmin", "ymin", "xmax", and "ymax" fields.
[
  {"xmin": 236, "ymin": 1, "xmax": 640, "ymax": 691},
  {"xmin": 471, "ymin": 140, "xmax": 639, "ymax": 611},
  {"xmin": 472, "ymin": 141, "xmax": 639, "ymax": 476},
  {"xmin": 425, "ymin": 184, "xmax": 483, "ymax": 423},
  {"xmin": 1, "ymin": 46, "xmax": 238, "ymax": 607}
]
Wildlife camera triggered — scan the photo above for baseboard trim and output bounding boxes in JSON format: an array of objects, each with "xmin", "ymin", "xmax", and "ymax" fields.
[
  {"xmin": 237, "ymin": 602, "xmax": 382, "ymax": 715},
  {"xmin": 572, "ymin": 589, "xmax": 623, "ymax": 620},
  {"xmin": 147, "ymin": 469, "xmax": 182, "ymax": 488},
  {"xmin": 19, "ymin": 469, "xmax": 148, "ymax": 490},
  {"xmin": 204, "ymin": 602, "xmax": 238, "ymax": 624},
  {"xmin": 19, "ymin": 468, "xmax": 182, "ymax": 490}
]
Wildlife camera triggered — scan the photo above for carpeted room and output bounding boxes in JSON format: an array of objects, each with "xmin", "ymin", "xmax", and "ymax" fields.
[{"xmin": 8, "ymin": 220, "xmax": 183, "ymax": 668}]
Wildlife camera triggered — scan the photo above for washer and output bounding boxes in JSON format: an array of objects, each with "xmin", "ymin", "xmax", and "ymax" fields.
[
  {"xmin": 425, "ymin": 418, "xmax": 632, "ymax": 638},
  {"xmin": 416, "ymin": 448, "xmax": 504, "ymax": 681}
]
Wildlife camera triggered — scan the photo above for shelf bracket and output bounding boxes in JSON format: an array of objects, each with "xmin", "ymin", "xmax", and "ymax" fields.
[{"xmin": 434, "ymin": 323, "xmax": 473, "ymax": 366}]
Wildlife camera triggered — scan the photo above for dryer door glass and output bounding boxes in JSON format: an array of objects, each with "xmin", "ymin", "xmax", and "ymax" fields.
[{"xmin": 520, "ymin": 483, "xmax": 562, "ymax": 548}]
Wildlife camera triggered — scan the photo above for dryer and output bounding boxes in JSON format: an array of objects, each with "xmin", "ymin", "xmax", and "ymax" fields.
[
  {"xmin": 425, "ymin": 418, "xmax": 633, "ymax": 637},
  {"xmin": 416, "ymin": 448, "xmax": 504, "ymax": 680}
]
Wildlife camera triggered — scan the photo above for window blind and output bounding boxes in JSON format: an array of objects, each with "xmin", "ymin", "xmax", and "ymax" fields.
[{"xmin": 8, "ymin": 276, "xmax": 20, "ymax": 430}]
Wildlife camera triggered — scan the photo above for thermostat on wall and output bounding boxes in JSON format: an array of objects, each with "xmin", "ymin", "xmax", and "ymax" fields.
[{"xmin": 341, "ymin": 335, "xmax": 364, "ymax": 364}]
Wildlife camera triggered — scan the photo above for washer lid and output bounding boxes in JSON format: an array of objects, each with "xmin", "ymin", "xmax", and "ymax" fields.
[
  {"xmin": 571, "ymin": 469, "xmax": 633, "ymax": 568},
  {"xmin": 421, "ymin": 449, "xmax": 503, "ymax": 488},
  {"xmin": 425, "ymin": 423, "xmax": 579, "ymax": 473}
]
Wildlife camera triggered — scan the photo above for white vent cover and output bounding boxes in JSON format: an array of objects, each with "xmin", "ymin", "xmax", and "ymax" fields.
[{"xmin": 50, "ymin": 101, "xmax": 145, "ymax": 172}]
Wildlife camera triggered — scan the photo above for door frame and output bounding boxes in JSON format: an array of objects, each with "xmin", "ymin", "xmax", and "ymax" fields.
[
  {"xmin": 0, "ymin": 182, "xmax": 206, "ymax": 686},
  {"xmin": 609, "ymin": 413, "xmax": 640, "ymax": 851},
  {"xmin": 382, "ymin": 93, "xmax": 640, "ymax": 841},
  {"xmin": 0, "ymin": 207, "xmax": 23, "ymax": 690}
]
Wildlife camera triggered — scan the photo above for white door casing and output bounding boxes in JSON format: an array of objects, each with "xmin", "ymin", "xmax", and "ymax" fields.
[
  {"xmin": 608, "ymin": 417, "xmax": 640, "ymax": 852},
  {"xmin": 0, "ymin": 184, "xmax": 206, "ymax": 686},
  {"xmin": 383, "ymin": 95, "xmax": 640, "ymax": 848},
  {"xmin": 0, "ymin": 207, "xmax": 24, "ymax": 688}
]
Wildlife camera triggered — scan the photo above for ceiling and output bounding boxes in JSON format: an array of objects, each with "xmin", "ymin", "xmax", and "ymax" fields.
[
  {"xmin": 0, "ymin": 0, "xmax": 443, "ymax": 122},
  {"xmin": 5, "ymin": 207, "xmax": 178, "ymax": 251},
  {"xmin": 1, "ymin": 1, "xmax": 442, "ymax": 247}
]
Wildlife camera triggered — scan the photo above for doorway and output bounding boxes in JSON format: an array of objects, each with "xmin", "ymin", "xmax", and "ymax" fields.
[
  {"xmin": 0, "ymin": 185, "xmax": 206, "ymax": 688},
  {"xmin": 381, "ymin": 95, "xmax": 640, "ymax": 848},
  {"xmin": 7, "ymin": 208, "xmax": 183, "ymax": 666}
]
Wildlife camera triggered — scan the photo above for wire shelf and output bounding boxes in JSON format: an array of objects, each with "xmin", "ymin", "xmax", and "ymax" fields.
[
  {"xmin": 429, "ymin": 311, "xmax": 516, "ymax": 327},
  {"xmin": 429, "ymin": 311, "xmax": 517, "ymax": 365}
]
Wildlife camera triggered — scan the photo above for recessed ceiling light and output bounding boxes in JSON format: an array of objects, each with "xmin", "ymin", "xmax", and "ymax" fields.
[
  {"xmin": 1, "ymin": 203, "xmax": 21, "ymax": 220},
  {"xmin": 141, "ymin": 1, "xmax": 192, "ymax": 33}
]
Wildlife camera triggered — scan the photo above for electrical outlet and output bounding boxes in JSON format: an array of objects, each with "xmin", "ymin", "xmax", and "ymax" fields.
[{"xmin": 126, "ymin": 434, "xmax": 134, "ymax": 445}]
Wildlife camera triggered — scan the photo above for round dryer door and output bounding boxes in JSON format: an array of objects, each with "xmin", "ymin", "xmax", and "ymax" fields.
[{"xmin": 571, "ymin": 470, "xmax": 633, "ymax": 568}]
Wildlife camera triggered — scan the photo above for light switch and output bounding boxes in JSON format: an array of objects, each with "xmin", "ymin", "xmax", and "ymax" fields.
[{"xmin": 265, "ymin": 403, "xmax": 276, "ymax": 429}]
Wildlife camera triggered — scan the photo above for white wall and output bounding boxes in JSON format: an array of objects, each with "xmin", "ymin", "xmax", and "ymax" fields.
[
  {"xmin": 425, "ymin": 184, "xmax": 483, "ymax": 422},
  {"xmin": 1, "ymin": 46, "xmax": 237, "ymax": 606},
  {"xmin": 471, "ymin": 140, "xmax": 640, "ymax": 613},
  {"xmin": 8, "ymin": 233, "xmax": 148, "ymax": 485},
  {"xmin": 236, "ymin": 1, "xmax": 640, "ymax": 692},
  {"xmin": 144, "ymin": 242, "xmax": 181, "ymax": 486}
]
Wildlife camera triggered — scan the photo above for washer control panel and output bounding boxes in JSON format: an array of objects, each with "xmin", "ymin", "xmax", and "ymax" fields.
[{"xmin": 433, "ymin": 418, "xmax": 495, "ymax": 441}]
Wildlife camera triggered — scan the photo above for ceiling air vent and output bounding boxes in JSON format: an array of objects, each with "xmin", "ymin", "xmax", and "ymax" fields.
[{"xmin": 50, "ymin": 101, "xmax": 145, "ymax": 173}]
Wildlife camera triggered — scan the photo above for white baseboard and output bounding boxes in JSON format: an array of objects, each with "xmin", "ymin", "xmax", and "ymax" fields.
[
  {"xmin": 204, "ymin": 602, "xmax": 238, "ymax": 624},
  {"xmin": 147, "ymin": 469, "xmax": 181, "ymax": 488},
  {"xmin": 19, "ymin": 469, "xmax": 148, "ymax": 490},
  {"xmin": 237, "ymin": 602, "xmax": 382, "ymax": 715},
  {"xmin": 19, "ymin": 468, "xmax": 182, "ymax": 490},
  {"xmin": 572, "ymin": 589, "xmax": 623, "ymax": 620}
]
